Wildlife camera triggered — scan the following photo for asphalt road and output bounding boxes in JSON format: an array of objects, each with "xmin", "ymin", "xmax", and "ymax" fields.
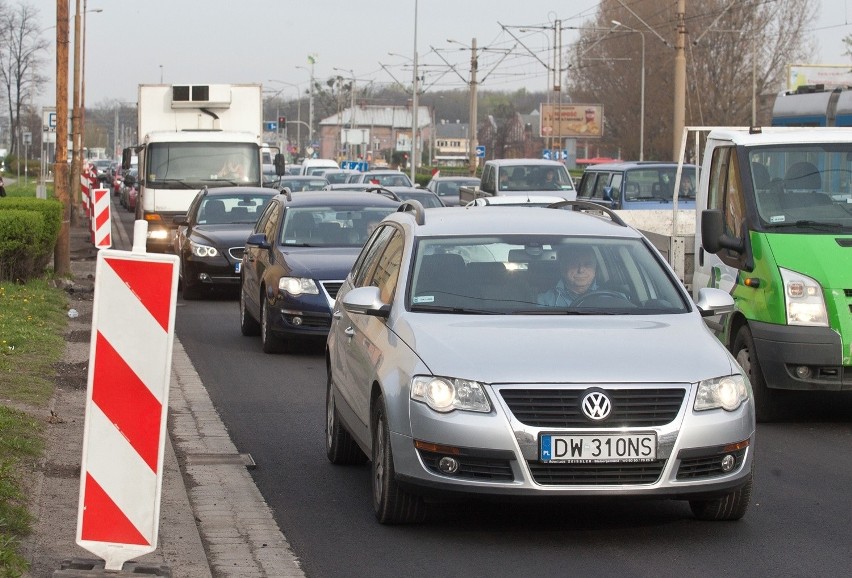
[
  {"xmin": 107, "ymin": 202, "xmax": 852, "ymax": 577},
  {"xmin": 173, "ymin": 295, "xmax": 852, "ymax": 578}
]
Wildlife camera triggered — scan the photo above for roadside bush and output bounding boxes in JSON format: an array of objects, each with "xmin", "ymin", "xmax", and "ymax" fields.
[{"xmin": 0, "ymin": 210, "xmax": 49, "ymax": 282}]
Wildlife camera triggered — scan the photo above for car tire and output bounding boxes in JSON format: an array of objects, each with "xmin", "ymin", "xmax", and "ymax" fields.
[
  {"xmin": 733, "ymin": 326, "xmax": 780, "ymax": 422},
  {"xmin": 181, "ymin": 264, "xmax": 202, "ymax": 300},
  {"xmin": 689, "ymin": 473, "xmax": 753, "ymax": 521},
  {"xmin": 261, "ymin": 295, "xmax": 285, "ymax": 353},
  {"xmin": 325, "ymin": 370, "xmax": 367, "ymax": 465},
  {"xmin": 239, "ymin": 286, "xmax": 261, "ymax": 336},
  {"xmin": 371, "ymin": 396, "xmax": 425, "ymax": 524}
]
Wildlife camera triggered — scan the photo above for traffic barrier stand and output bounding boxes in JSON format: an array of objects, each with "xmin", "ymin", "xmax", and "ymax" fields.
[
  {"xmin": 75, "ymin": 221, "xmax": 179, "ymax": 572},
  {"xmin": 91, "ymin": 188, "xmax": 111, "ymax": 249}
]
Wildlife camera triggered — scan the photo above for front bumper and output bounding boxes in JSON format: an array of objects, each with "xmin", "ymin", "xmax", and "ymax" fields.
[
  {"xmin": 267, "ymin": 280, "xmax": 342, "ymax": 339},
  {"xmin": 750, "ymin": 320, "xmax": 852, "ymax": 391},
  {"xmin": 183, "ymin": 249, "xmax": 243, "ymax": 287},
  {"xmin": 391, "ymin": 382, "xmax": 755, "ymax": 499}
]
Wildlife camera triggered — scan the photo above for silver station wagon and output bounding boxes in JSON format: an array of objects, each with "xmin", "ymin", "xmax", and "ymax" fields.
[{"xmin": 326, "ymin": 201, "xmax": 755, "ymax": 524}]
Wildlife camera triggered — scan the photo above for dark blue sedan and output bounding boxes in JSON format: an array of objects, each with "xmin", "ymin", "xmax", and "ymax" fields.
[{"xmin": 239, "ymin": 191, "xmax": 400, "ymax": 353}]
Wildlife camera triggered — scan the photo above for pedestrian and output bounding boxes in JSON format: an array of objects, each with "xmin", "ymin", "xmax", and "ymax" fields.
[{"xmin": 0, "ymin": 176, "xmax": 6, "ymax": 197}]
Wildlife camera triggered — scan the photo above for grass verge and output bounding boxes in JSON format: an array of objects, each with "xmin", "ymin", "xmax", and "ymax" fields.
[{"xmin": 0, "ymin": 278, "xmax": 68, "ymax": 576}]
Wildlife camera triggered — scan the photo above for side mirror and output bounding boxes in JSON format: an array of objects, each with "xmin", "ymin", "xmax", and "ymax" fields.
[
  {"xmin": 245, "ymin": 232, "xmax": 271, "ymax": 250},
  {"xmin": 121, "ymin": 148, "xmax": 132, "ymax": 170},
  {"xmin": 274, "ymin": 153, "xmax": 287, "ymax": 176},
  {"xmin": 341, "ymin": 285, "xmax": 390, "ymax": 318},
  {"xmin": 173, "ymin": 214, "xmax": 188, "ymax": 225},
  {"xmin": 701, "ymin": 209, "xmax": 743, "ymax": 254},
  {"xmin": 694, "ymin": 287, "xmax": 735, "ymax": 317}
]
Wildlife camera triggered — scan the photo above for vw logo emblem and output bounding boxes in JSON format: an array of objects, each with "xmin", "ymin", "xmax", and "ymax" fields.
[{"xmin": 581, "ymin": 390, "xmax": 612, "ymax": 421}]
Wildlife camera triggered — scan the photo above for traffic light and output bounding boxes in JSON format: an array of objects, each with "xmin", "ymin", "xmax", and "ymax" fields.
[{"xmin": 278, "ymin": 116, "xmax": 286, "ymax": 127}]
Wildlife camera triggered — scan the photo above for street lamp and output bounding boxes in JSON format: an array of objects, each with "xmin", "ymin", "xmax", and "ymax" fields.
[
  {"xmin": 411, "ymin": 0, "xmax": 419, "ymax": 183},
  {"xmin": 332, "ymin": 68, "xmax": 358, "ymax": 159},
  {"xmin": 296, "ymin": 57, "xmax": 316, "ymax": 150},
  {"xmin": 268, "ymin": 79, "xmax": 304, "ymax": 155},
  {"xmin": 612, "ymin": 20, "xmax": 645, "ymax": 161}
]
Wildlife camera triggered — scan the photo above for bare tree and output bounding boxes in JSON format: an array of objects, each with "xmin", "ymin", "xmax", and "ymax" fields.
[
  {"xmin": 0, "ymin": 0, "xmax": 49, "ymax": 158},
  {"xmin": 567, "ymin": 0, "xmax": 815, "ymax": 161}
]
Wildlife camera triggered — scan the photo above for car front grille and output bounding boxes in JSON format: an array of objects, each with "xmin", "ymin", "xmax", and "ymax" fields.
[
  {"xmin": 527, "ymin": 460, "xmax": 666, "ymax": 485},
  {"xmin": 677, "ymin": 448, "xmax": 748, "ymax": 480},
  {"xmin": 417, "ymin": 449, "xmax": 514, "ymax": 481},
  {"xmin": 321, "ymin": 281, "xmax": 344, "ymax": 300},
  {"xmin": 500, "ymin": 388, "xmax": 686, "ymax": 428},
  {"xmin": 228, "ymin": 247, "xmax": 244, "ymax": 261}
]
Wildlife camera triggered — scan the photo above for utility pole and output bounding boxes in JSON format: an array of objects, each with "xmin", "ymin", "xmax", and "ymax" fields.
[
  {"xmin": 411, "ymin": 0, "xmax": 419, "ymax": 184},
  {"xmin": 70, "ymin": 0, "xmax": 82, "ymax": 223},
  {"xmin": 672, "ymin": 0, "xmax": 686, "ymax": 160},
  {"xmin": 468, "ymin": 37, "xmax": 478, "ymax": 175},
  {"xmin": 54, "ymin": 0, "xmax": 71, "ymax": 276}
]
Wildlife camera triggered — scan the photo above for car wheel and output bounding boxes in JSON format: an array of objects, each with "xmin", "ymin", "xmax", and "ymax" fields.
[
  {"xmin": 180, "ymin": 262, "xmax": 202, "ymax": 300},
  {"xmin": 239, "ymin": 285, "xmax": 260, "ymax": 336},
  {"xmin": 689, "ymin": 472, "xmax": 753, "ymax": 521},
  {"xmin": 325, "ymin": 369, "xmax": 367, "ymax": 465},
  {"xmin": 371, "ymin": 396, "xmax": 425, "ymax": 524},
  {"xmin": 260, "ymin": 295, "xmax": 285, "ymax": 353},
  {"xmin": 733, "ymin": 326, "xmax": 780, "ymax": 422}
]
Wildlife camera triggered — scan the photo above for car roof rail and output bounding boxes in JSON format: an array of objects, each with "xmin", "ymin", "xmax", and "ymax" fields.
[
  {"xmin": 547, "ymin": 199, "xmax": 628, "ymax": 227},
  {"xmin": 365, "ymin": 186, "xmax": 400, "ymax": 201},
  {"xmin": 278, "ymin": 187, "xmax": 292, "ymax": 201},
  {"xmin": 397, "ymin": 199, "xmax": 426, "ymax": 225}
]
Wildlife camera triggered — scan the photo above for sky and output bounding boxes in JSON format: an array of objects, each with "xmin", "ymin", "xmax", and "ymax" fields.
[{"xmin": 25, "ymin": 0, "xmax": 852, "ymax": 111}]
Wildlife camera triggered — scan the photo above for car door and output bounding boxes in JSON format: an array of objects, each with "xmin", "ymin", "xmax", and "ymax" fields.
[
  {"xmin": 332, "ymin": 225, "xmax": 401, "ymax": 437},
  {"xmin": 244, "ymin": 201, "xmax": 281, "ymax": 316}
]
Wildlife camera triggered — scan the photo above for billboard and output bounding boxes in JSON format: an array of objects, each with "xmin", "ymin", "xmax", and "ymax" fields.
[
  {"xmin": 787, "ymin": 64, "xmax": 852, "ymax": 91},
  {"xmin": 540, "ymin": 103, "xmax": 603, "ymax": 139}
]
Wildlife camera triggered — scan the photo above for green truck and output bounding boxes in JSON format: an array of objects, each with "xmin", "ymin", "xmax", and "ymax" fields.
[{"xmin": 693, "ymin": 127, "xmax": 852, "ymax": 420}]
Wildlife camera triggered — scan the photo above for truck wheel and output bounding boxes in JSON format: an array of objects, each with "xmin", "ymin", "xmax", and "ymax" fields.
[
  {"xmin": 239, "ymin": 286, "xmax": 260, "ymax": 336},
  {"xmin": 260, "ymin": 296, "xmax": 285, "ymax": 354},
  {"xmin": 733, "ymin": 326, "xmax": 778, "ymax": 422},
  {"xmin": 372, "ymin": 396, "xmax": 425, "ymax": 524},
  {"xmin": 689, "ymin": 472, "xmax": 753, "ymax": 521}
]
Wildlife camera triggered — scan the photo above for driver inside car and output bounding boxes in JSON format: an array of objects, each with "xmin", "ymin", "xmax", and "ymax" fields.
[{"xmin": 536, "ymin": 245, "xmax": 598, "ymax": 306}]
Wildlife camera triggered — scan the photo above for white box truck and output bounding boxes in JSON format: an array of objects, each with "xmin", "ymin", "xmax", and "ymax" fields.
[{"xmin": 127, "ymin": 83, "xmax": 271, "ymax": 252}]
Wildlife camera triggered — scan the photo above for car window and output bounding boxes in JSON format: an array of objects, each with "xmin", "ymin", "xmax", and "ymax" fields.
[
  {"xmin": 408, "ymin": 235, "xmax": 688, "ymax": 314},
  {"xmin": 363, "ymin": 229, "xmax": 404, "ymax": 304},
  {"xmin": 262, "ymin": 202, "xmax": 281, "ymax": 241},
  {"xmin": 592, "ymin": 173, "xmax": 612, "ymax": 200},
  {"xmin": 353, "ymin": 226, "xmax": 395, "ymax": 287},
  {"xmin": 197, "ymin": 194, "xmax": 274, "ymax": 224},
  {"xmin": 280, "ymin": 206, "xmax": 395, "ymax": 247}
]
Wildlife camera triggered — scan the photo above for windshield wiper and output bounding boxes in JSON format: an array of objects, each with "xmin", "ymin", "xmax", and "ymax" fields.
[
  {"xmin": 153, "ymin": 179, "xmax": 196, "ymax": 189},
  {"xmin": 768, "ymin": 220, "xmax": 848, "ymax": 230},
  {"xmin": 410, "ymin": 304, "xmax": 503, "ymax": 315},
  {"xmin": 511, "ymin": 308, "xmax": 619, "ymax": 315}
]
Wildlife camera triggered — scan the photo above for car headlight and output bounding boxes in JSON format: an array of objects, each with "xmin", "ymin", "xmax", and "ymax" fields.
[
  {"xmin": 148, "ymin": 228, "xmax": 170, "ymax": 241},
  {"xmin": 780, "ymin": 268, "xmax": 828, "ymax": 326},
  {"xmin": 279, "ymin": 277, "xmax": 319, "ymax": 295},
  {"xmin": 190, "ymin": 240, "xmax": 218, "ymax": 258},
  {"xmin": 410, "ymin": 376, "xmax": 491, "ymax": 413},
  {"xmin": 695, "ymin": 374, "xmax": 749, "ymax": 412}
]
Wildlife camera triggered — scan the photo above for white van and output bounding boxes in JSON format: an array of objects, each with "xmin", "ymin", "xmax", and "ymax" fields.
[{"xmin": 300, "ymin": 158, "xmax": 339, "ymax": 176}]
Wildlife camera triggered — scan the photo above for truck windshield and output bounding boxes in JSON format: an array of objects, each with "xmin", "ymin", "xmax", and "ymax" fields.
[
  {"xmin": 749, "ymin": 144, "xmax": 852, "ymax": 232},
  {"xmin": 500, "ymin": 165, "xmax": 574, "ymax": 192},
  {"xmin": 147, "ymin": 143, "xmax": 260, "ymax": 188}
]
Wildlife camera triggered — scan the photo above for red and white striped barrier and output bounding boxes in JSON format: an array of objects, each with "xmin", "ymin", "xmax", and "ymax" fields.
[
  {"xmin": 81, "ymin": 168, "xmax": 91, "ymax": 219},
  {"xmin": 92, "ymin": 188, "xmax": 111, "ymax": 249},
  {"xmin": 76, "ymin": 221, "xmax": 179, "ymax": 570}
]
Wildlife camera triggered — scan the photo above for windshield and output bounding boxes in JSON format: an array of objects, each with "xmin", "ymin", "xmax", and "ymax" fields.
[
  {"xmin": 409, "ymin": 236, "xmax": 688, "ymax": 315},
  {"xmin": 749, "ymin": 144, "xmax": 852, "ymax": 232},
  {"xmin": 280, "ymin": 206, "xmax": 396, "ymax": 247},
  {"xmin": 147, "ymin": 142, "xmax": 261, "ymax": 188},
  {"xmin": 499, "ymin": 165, "xmax": 574, "ymax": 192},
  {"xmin": 197, "ymin": 193, "xmax": 274, "ymax": 225}
]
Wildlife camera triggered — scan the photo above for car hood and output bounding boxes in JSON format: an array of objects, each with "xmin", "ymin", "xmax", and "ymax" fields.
[
  {"xmin": 193, "ymin": 224, "xmax": 255, "ymax": 247},
  {"xmin": 280, "ymin": 247, "xmax": 361, "ymax": 279},
  {"xmin": 391, "ymin": 313, "xmax": 735, "ymax": 384},
  {"xmin": 763, "ymin": 232, "xmax": 852, "ymax": 289}
]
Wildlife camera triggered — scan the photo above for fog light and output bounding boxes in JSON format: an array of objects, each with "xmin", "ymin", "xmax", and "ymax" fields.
[
  {"xmin": 199, "ymin": 273, "xmax": 209, "ymax": 281},
  {"xmin": 438, "ymin": 456, "xmax": 459, "ymax": 474},
  {"xmin": 291, "ymin": 316, "xmax": 303, "ymax": 326},
  {"xmin": 795, "ymin": 365, "xmax": 812, "ymax": 379},
  {"xmin": 720, "ymin": 454, "xmax": 736, "ymax": 473}
]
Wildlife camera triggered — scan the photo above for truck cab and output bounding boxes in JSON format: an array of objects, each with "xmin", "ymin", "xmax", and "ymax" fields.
[{"xmin": 694, "ymin": 127, "xmax": 852, "ymax": 420}]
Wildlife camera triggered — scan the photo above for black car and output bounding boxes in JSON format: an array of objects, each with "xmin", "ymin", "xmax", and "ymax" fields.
[
  {"xmin": 239, "ymin": 191, "xmax": 400, "ymax": 353},
  {"xmin": 382, "ymin": 187, "xmax": 446, "ymax": 208},
  {"xmin": 174, "ymin": 187, "xmax": 278, "ymax": 299}
]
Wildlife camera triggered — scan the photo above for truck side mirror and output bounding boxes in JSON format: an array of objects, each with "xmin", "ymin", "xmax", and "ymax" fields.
[
  {"xmin": 273, "ymin": 153, "xmax": 287, "ymax": 176},
  {"xmin": 122, "ymin": 148, "xmax": 132, "ymax": 170},
  {"xmin": 701, "ymin": 209, "xmax": 744, "ymax": 254}
]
